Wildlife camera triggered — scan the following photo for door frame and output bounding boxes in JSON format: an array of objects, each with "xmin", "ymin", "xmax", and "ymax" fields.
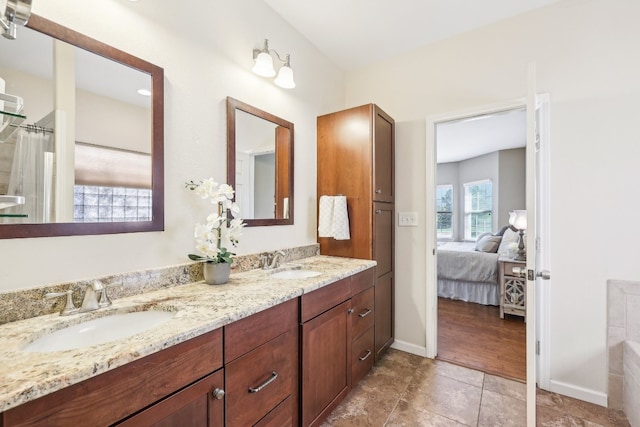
[{"xmin": 424, "ymin": 97, "xmax": 550, "ymax": 387}]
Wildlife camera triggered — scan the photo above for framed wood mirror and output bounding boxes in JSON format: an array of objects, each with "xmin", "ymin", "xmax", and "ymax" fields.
[
  {"xmin": 0, "ymin": 15, "xmax": 164, "ymax": 238},
  {"xmin": 226, "ymin": 97, "xmax": 293, "ymax": 226}
]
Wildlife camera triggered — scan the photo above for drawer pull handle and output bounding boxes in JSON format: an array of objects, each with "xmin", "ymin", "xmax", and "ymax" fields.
[
  {"xmin": 358, "ymin": 308, "xmax": 372, "ymax": 318},
  {"xmin": 359, "ymin": 350, "xmax": 372, "ymax": 361},
  {"xmin": 212, "ymin": 388, "xmax": 225, "ymax": 400},
  {"xmin": 248, "ymin": 371, "xmax": 278, "ymax": 393}
]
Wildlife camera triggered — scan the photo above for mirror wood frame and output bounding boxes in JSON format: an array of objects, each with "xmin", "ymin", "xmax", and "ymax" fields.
[
  {"xmin": 226, "ymin": 97, "xmax": 294, "ymax": 227},
  {"xmin": 0, "ymin": 14, "xmax": 164, "ymax": 239}
]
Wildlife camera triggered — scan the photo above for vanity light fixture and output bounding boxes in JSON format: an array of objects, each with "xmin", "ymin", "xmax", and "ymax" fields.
[
  {"xmin": 1, "ymin": 0, "xmax": 32, "ymax": 40},
  {"xmin": 252, "ymin": 39, "xmax": 296, "ymax": 89}
]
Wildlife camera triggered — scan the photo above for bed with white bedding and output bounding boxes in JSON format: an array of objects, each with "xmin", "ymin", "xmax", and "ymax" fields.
[{"xmin": 436, "ymin": 241, "xmax": 500, "ymax": 305}]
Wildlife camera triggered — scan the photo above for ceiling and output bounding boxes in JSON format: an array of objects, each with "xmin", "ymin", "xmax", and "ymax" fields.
[
  {"xmin": 436, "ymin": 108, "xmax": 526, "ymax": 163},
  {"xmin": 0, "ymin": 24, "xmax": 151, "ymax": 110},
  {"xmin": 264, "ymin": 0, "xmax": 561, "ymax": 71},
  {"xmin": 264, "ymin": 0, "xmax": 545, "ymax": 162}
]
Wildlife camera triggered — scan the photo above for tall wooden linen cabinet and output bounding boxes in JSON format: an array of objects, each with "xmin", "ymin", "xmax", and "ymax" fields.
[{"xmin": 317, "ymin": 104, "xmax": 395, "ymax": 362}]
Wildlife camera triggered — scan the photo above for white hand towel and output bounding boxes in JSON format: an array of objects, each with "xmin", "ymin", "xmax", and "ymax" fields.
[
  {"xmin": 318, "ymin": 195, "xmax": 334, "ymax": 237},
  {"xmin": 331, "ymin": 196, "xmax": 350, "ymax": 240}
]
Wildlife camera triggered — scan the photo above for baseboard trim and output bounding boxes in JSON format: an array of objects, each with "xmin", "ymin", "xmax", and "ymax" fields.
[
  {"xmin": 391, "ymin": 339, "xmax": 428, "ymax": 357},
  {"xmin": 548, "ymin": 379, "xmax": 608, "ymax": 407}
]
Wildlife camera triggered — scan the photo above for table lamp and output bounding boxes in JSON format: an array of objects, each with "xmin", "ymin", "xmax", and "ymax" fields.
[{"xmin": 509, "ymin": 210, "xmax": 527, "ymax": 261}]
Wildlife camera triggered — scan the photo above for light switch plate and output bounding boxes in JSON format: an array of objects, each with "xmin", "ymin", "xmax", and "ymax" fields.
[{"xmin": 398, "ymin": 212, "xmax": 418, "ymax": 227}]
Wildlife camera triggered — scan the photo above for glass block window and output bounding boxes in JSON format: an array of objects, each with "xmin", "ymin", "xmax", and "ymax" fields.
[
  {"xmin": 74, "ymin": 185, "xmax": 152, "ymax": 222},
  {"xmin": 436, "ymin": 184, "xmax": 453, "ymax": 240},
  {"xmin": 463, "ymin": 180, "xmax": 492, "ymax": 240}
]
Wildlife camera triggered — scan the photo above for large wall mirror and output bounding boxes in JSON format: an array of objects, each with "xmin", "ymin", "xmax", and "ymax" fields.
[
  {"xmin": 0, "ymin": 15, "xmax": 164, "ymax": 238},
  {"xmin": 227, "ymin": 97, "xmax": 293, "ymax": 226}
]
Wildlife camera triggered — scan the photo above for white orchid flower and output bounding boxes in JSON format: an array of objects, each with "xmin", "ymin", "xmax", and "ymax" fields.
[{"xmin": 187, "ymin": 178, "xmax": 244, "ymax": 263}]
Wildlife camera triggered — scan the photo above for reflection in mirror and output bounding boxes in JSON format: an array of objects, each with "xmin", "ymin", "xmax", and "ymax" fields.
[
  {"xmin": 0, "ymin": 15, "xmax": 164, "ymax": 238},
  {"xmin": 227, "ymin": 97, "xmax": 293, "ymax": 226}
]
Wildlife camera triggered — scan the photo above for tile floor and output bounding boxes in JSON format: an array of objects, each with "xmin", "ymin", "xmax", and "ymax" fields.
[{"xmin": 322, "ymin": 349, "xmax": 630, "ymax": 427}]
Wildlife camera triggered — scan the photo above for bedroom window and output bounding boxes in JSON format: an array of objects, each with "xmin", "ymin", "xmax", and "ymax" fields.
[
  {"xmin": 436, "ymin": 184, "xmax": 453, "ymax": 240},
  {"xmin": 464, "ymin": 180, "xmax": 492, "ymax": 240}
]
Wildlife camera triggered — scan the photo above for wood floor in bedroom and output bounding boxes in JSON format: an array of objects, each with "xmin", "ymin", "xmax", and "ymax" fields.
[{"xmin": 437, "ymin": 297, "xmax": 526, "ymax": 381}]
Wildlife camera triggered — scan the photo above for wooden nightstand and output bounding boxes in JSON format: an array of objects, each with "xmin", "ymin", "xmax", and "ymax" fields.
[{"xmin": 499, "ymin": 256, "xmax": 527, "ymax": 320}]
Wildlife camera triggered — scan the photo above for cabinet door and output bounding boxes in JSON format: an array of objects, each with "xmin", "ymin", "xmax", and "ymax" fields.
[
  {"xmin": 115, "ymin": 369, "xmax": 224, "ymax": 427},
  {"xmin": 375, "ymin": 272, "xmax": 394, "ymax": 362},
  {"xmin": 373, "ymin": 107, "xmax": 394, "ymax": 203},
  {"xmin": 301, "ymin": 300, "xmax": 351, "ymax": 427},
  {"xmin": 373, "ymin": 202, "xmax": 393, "ymax": 277}
]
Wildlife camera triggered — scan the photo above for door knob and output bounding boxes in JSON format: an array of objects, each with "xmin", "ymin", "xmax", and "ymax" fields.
[{"xmin": 536, "ymin": 270, "xmax": 551, "ymax": 280}]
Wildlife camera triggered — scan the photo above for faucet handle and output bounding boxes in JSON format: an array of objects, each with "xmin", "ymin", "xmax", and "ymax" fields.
[
  {"xmin": 45, "ymin": 290, "xmax": 79, "ymax": 316},
  {"xmin": 98, "ymin": 283, "xmax": 122, "ymax": 308}
]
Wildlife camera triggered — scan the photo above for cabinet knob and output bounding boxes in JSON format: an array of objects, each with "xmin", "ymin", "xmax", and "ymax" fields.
[
  {"xmin": 375, "ymin": 189, "xmax": 382, "ymax": 194},
  {"xmin": 212, "ymin": 388, "xmax": 225, "ymax": 400},
  {"xmin": 347, "ymin": 308, "xmax": 355, "ymax": 314},
  {"xmin": 375, "ymin": 209, "xmax": 382, "ymax": 214}
]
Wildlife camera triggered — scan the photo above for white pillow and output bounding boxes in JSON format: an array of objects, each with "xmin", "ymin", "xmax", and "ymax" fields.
[
  {"xmin": 475, "ymin": 234, "xmax": 502, "ymax": 253},
  {"xmin": 497, "ymin": 227, "xmax": 522, "ymax": 256}
]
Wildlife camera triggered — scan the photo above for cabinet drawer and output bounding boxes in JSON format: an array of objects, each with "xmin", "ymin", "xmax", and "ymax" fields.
[
  {"xmin": 2, "ymin": 328, "xmax": 223, "ymax": 427},
  {"xmin": 351, "ymin": 267, "xmax": 375, "ymax": 295},
  {"xmin": 503, "ymin": 262, "xmax": 526, "ymax": 278},
  {"xmin": 254, "ymin": 395, "xmax": 293, "ymax": 427},
  {"xmin": 301, "ymin": 277, "xmax": 351, "ymax": 322},
  {"xmin": 351, "ymin": 287, "xmax": 374, "ymax": 339},
  {"xmin": 225, "ymin": 329, "xmax": 297, "ymax": 427},
  {"xmin": 352, "ymin": 327, "xmax": 375, "ymax": 385},
  {"xmin": 225, "ymin": 298, "xmax": 298, "ymax": 362}
]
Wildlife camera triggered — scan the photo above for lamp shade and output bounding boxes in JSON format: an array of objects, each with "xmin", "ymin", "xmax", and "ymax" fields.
[
  {"xmin": 509, "ymin": 210, "xmax": 527, "ymax": 230},
  {"xmin": 252, "ymin": 52, "xmax": 275, "ymax": 77},
  {"xmin": 274, "ymin": 65, "xmax": 295, "ymax": 89}
]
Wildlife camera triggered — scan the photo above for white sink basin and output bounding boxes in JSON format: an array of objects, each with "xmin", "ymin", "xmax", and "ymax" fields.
[
  {"xmin": 270, "ymin": 269, "xmax": 321, "ymax": 279},
  {"xmin": 23, "ymin": 310, "xmax": 176, "ymax": 352}
]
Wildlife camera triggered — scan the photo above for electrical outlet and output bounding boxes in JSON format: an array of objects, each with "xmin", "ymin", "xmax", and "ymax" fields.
[{"xmin": 398, "ymin": 212, "xmax": 418, "ymax": 227}]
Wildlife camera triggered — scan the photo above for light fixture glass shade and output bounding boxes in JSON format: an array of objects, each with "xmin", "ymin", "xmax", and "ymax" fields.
[
  {"xmin": 509, "ymin": 210, "xmax": 527, "ymax": 230},
  {"xmin": 274, "ymin": 65, "xmax": 295, "ymax": 89},
  {"xmin": 252, "ymin": 52, "xmax": 275, "ymax": 77}
]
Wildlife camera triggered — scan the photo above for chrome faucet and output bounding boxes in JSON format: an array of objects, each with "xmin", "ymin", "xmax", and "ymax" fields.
[
  {"xmin": 261, "ymin": 250, "xmax": 286, "ymax": 270},
  {"xmin": 80, "ymin": 281, "xmax": 105, "ymax": 312},
  {"xmin": 45, "ymin": 281, "xmax": 116, "ymax": 316}
]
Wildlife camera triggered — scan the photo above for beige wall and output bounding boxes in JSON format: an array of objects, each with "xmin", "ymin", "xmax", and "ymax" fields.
[
  {"xmin": 345, "ymin": 0, "xmax": 640, "ymax": 404},
  {"xmin": 0, "ymin": 0, "xmax": 344, "ymax": 291}
]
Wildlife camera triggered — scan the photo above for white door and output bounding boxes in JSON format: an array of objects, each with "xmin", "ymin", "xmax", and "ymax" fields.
[
  {"xmin": 526, "ymin": 62, "xmax": 552, "ymax": 426},
  {"xmin": 525, "ymin": 62, "xmax": 538, "ymax": 427}
]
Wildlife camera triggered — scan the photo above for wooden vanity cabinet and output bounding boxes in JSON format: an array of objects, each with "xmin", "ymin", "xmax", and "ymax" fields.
[
  {"xmin": 300, "ymin": 278, "xmax": 352, "ymax": 427},
  {"xmin": 224, "ymin": 298, "xmax": 298, "ymax": 427},
  {"xmin": 1, "ymin": 329, "xmax": 224, "ymax": 427}
]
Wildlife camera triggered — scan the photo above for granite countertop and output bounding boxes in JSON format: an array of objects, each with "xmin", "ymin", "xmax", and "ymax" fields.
[{"xmin": 0, "ymin": 255, "xmax": 376, "ymax": 413}]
